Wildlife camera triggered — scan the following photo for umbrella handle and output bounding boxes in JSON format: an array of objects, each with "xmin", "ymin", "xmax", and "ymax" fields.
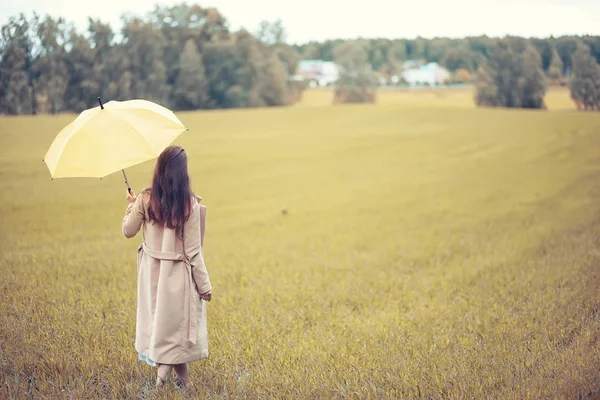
[{"xmin": 122, "ymin": 169, "xmax": 132, "ymax": 194}]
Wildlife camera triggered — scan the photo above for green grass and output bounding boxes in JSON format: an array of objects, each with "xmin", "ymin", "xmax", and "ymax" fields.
[{"xmin": 1, "ymin": 88, "xmax": 599, "ymax": 399}]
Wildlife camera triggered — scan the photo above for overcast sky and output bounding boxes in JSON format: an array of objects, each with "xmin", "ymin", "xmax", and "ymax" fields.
[{"xmin": 2, "ymin": 0, "xmax": 599, "ymax": 44}]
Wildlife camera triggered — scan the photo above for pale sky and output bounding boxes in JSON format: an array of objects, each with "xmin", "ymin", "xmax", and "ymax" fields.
[{"xmin": 2, "ymin": 0, "xmax": 599, "ymax": 44}]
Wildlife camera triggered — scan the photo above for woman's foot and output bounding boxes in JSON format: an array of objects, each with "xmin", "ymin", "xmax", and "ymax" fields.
[
  {"xmin": 155, "ymin": 364, "xmax": 173, "ymax": 387},
  {"xmin": 173, "ymin": 363, "xmax": 194, "ymax": 390},
  {"xmin": 174, "ymin": 379, "xmax": 195, "ymax": 391}
]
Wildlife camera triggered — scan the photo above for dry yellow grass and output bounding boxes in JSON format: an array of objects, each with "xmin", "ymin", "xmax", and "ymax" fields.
[
  {"xmin": 300, "ymin": 86, "xmax": 575, "ymax": 110},
  {"xmin": 1, "ymin": 88, "xmax": 599, "ymax": 399}
]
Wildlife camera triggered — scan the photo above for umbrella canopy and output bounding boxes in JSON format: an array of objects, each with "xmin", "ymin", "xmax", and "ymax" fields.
[{"xmin": 44, "ymin": 99, "xmax": 187, "ymax": 179}]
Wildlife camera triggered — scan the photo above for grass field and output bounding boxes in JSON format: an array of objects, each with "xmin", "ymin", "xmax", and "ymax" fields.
[{"xmin": 1, "ymin": 88, "xmax": 599, "ymax": 399}]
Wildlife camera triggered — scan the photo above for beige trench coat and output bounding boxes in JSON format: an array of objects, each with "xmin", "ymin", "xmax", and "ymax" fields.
[{"xmin": 122, "ymin": 189, "xmax": 212, "ymax": 365}]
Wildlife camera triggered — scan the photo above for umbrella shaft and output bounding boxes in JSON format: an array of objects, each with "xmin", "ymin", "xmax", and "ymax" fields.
[{"xmin": 122, "ymin": 170, "xmax": 131, "ymax": 193}]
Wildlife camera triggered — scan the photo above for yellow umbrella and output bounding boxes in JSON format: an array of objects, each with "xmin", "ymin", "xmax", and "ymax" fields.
[{"xmin": 44, "ymin": 98, "xmax": 188, "ymax": 191}]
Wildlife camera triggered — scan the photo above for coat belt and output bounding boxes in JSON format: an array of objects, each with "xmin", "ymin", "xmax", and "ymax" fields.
[
  {"xmin": 140, "ymin": 242, "xmax": 198, "ymax": 344},
  {"xmin": 141, "ymin": 242, "xmax": 186, "ymax": 262}
]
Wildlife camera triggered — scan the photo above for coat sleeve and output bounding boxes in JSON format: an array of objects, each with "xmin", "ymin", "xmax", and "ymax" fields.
[
  {"xmin": 122, "ymin": 193, "xmax": 145, "ymax": 238},
  {"xmin": 185, "ymin": 205, "xmax": 212, "ymax": 295}
]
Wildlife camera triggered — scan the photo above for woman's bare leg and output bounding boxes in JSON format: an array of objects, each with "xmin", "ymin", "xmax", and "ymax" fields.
[
  {"xmin": 173, "ymin": 363, "xmax": 193, "ymax": 389},
  {"xmin": 156, "ymin": 364, "xmax": 172, "ymax": 387}
]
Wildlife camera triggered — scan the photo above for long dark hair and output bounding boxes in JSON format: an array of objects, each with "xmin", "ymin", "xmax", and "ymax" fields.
[{"xmin": 148, "ymin": 145, "xmax": 193, "ymax": 229}]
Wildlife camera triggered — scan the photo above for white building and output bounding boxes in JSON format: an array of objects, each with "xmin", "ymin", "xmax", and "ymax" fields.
[
  {"xmin": 401, "ymin": 62, "xmax": 450, "ymax": 87},
  {"xmin": 296, "ymin": 60, "xmax": 340, "ymax": 87}
]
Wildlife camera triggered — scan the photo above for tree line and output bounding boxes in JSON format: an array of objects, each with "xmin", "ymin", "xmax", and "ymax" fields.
[
  {"xmin": 295, "ymin": 35, "xmax": 600, "ymax": 79},
  {"xmin": 1, "ymin": 3, "xmax": 600, "ymax": 114},
  {"xmin": 331, "ymin": 37, "xmax": 600, "ymax": 110},
  {"xmin": 472, "ymin": 36, "xmax": 600, "ymax": 110},
  {"xmin": 0, "ymin": 5, "xmax": 300, "ymax": 115},
  {"xmin": 300, "ymin": 33, "xmax": 600, "ymax": 109},
  {"xmin": 307, "ymin": 36, "xmax": 600, "ymax": 110}
]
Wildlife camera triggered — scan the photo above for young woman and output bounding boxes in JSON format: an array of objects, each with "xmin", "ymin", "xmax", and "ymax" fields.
[{"xmin": 122, "ymin": 145, "xmax": 212, "ymax": 390}]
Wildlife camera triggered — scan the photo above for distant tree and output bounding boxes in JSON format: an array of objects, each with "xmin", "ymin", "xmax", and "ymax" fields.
[
  {"xmin": 117, "ymin": 71, "xmax": 133, "ymax": 101},
  {"xmin": 0, "ymin": 14, "xmax": 37, "ymax": 114},
  {"xmin": 146, "ymin": 59, "xmax": 169, "ymax": 106},
  {"xmin": 475, "ymin": 38, "xmax": 547, "ymax": 109},
  {"xmin": 368, "ymin": 40, "xmax": 388, "ymax": 71},
  {"xmin": 234, "ymin": 29, "xmax": 264, "ymax": 107},
  {"xmin": 333, "ymin": 40, "xmax": 378, "ymax": 104},
  {"xmin": 148, "ymin": 4, "xmax": 230, "ymax": 96},
  {"xmin": 442, "ymin": 47, "xmax": 476, "ymax": 71},
  {"xmin": 384, "ymin": 41, "xmax": 407, "ymax": 77},
  {"xmin": 272, "ymin": 44, "xmax": 302, "ymax": 104},
  {"xmin": 317, "ymin": 39, "xmax": 342, "ymax": 61},
  {"xmin": 389, "ymin": 40, "xmax": 407, "ymax": 62},
  {"xmin": 254, "ymin": 21, "xmax": 299, "ymax": 79},
  {"xmin": 582, "ymin": 35, "xmax": 600, "ymax": 64},
  {"xmin": 33, "ymin": 15, "xmax": 69, "ymax": 114},
  {"xmin": 474, "ymin": 61, "xmax": 500, "ymax": 107},
  {"xmin": 251, "ymin": 21, "xmax": 300, "ymax": 106},
  {"xmin": 172, "ymin": 39, "xmax": 208, "ymax": 110},
  {"xmin": 555, "ymin": 36, "xmax": 581, "ymax": 76},
  {"xmin": 299, "ymin": 42, "xmax": 320, "ymax": 59},
  {"xmin": 547, "ymin": 48, "xmax": 564, "ymax": 85},
  {"xmin": 275, "ymin": 44, "xmax": 300, "ymax": 77},
  {"xmin": 87, "ymin": 19, "xmax": 117, "ymax": 101},
  {"xmin": 255, "ymin": 19, "xmax": 286, "ymax": 45},
  {"xmin": 517, "ymin": 46, "xmax": 547, "ymax": 109},
  {"xmin": 267, "ymin": 38, "xmax": 302, "ymax": 104},
  {"xmin": 569, "ymin": 44, "xmax": 600, "ymax": 111},
  {"xmin": 406, "ymin": 37, "xmax": 428, "ymax": 60},
  {"xmin": 477, "ymin": 38, "xmax": 522, "ymax": 108},
  {"xmin": 530, "ymin": 38, "xmax": 553, "ymax": 72},
  {"xmin": 63, "ymin": 29, "xmax": 96, "ymax": 110},
  {"xmin": 426, "ymin": 38, "xmax": 451, "ymax": 62},
  {"xmin": 121, "ymin": 17, "xmax": 169, "ymax": 106},
  {"xmin": 467, "ymin": 36, "xmax": 494, "ymax": 59},
  {"xmin": 260, "ymin": 52, "xmax": 290, "ymax": 106},
  {"xmin": 203, "ymin": 41, "xmax": 244, "ymax": 108},
  {"xmin": 82, "ymin": 18, "xmax": 135, "ymax": 106}
]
